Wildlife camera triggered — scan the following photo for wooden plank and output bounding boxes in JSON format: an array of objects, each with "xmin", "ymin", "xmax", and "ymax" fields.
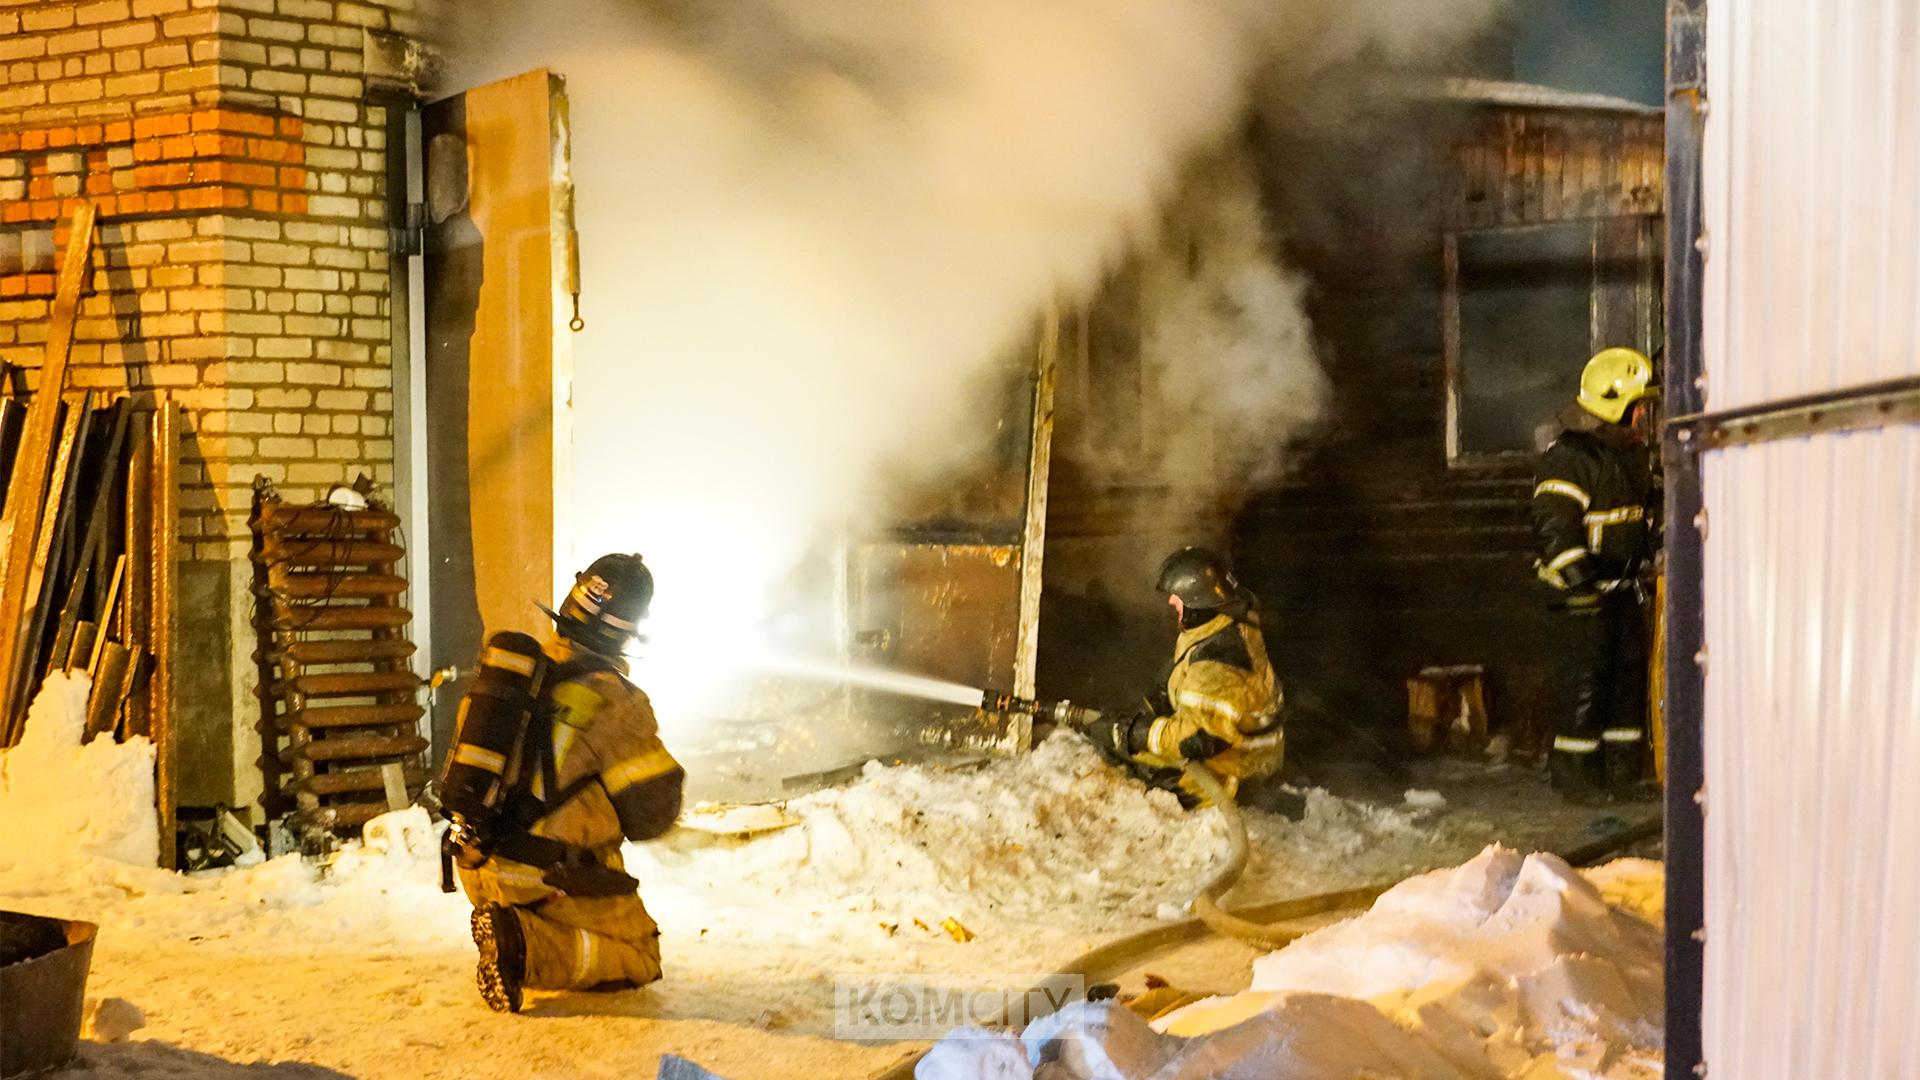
[
  {"xmin": 1, "ymin": 395, "xmax": 89, "ymax": 739},
  {"xmin": 265, "ymin": 572, "xmax": 408, "ymax": 599},
  {"xmin": 269, "ymin": 638, "xmax": 416, "ymax": 665},
  {"xmin": 264, "ymin": 606, "xmax": 412, "ymax": 632},
  {"xmin": 111, "ymin": 644, "xmax": 145, "ymax": 741},
  {"xmin": 293, "ymin": 765, "xmax": 427, "ymax": 797},
  {"xmin": 290, "ymin": 800, "xmax": 404, "ymax": 832},
  {"xmin": 152, "ymin": 400, "xmax": 178, "ymax": 868},
  {"xmin": 259, "ymin": 505, "xmax": 401, "ymax": 533},
  {"xmin": 270, "ymin": 670, "xmax": 420, "ymax": 698},
  {"xmin": 273, "ymin": 702, "xmax": 425, "ymax": 730},
  {"xmin": 283, "ymin": 732, "xmax": 428, "ymax": 764},
  {"xmin": 120, "ymin": 417, "xmax": 152, "ymax": 738},
  {"xmin": 462, "ymin": 69, "xmax": 567, "ymax": 638},
  {"xmin": 380, "ymin": 762, "xmax": 409, "ymax": 810},
  {"xmin": 0, "ymin": 205, "xmax": 96, "ymax": 740},
  {"xmin": 49, "ymin": 399, "xmax": 133, "ymax": 668},
  {"xmin": 260, "ymin": 538, "xmax": 406, "ymax": 567}
]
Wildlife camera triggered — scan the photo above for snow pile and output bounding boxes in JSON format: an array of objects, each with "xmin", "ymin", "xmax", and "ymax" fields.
[
  {"xmin": 1160, "ymin": 846, "xmax": 1664, "ymax": 1078},
  {"xmin": 918, "ymin": 849, "xmax": 1665, "ymax": 1080},
  {"xmin": 0, "ymin": 673, "xmax": 159, "ymax": 892},
  {"xmin": 629, "ymin": 732, "xmax": 1432, "ymax": 927}
]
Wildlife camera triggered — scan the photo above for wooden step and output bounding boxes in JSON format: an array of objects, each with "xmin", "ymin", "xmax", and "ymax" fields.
[
  {"xmin": 261, "ymin": 638, "xmax": 417, "ymax": 665},
  {"xmin": 269, "ymin": 671, "xmax": 420, "ymax": 698},
  {"xmin": 263, "ymin": 606, "xmax": 411, "ymax": 632},
  {"xmin": 258, "ymin": 539, "xmax": 406, "ymax": 568},
  {"xmin": 289, "ymin": 800, "xmax": 408, "ymax": 832},
  {"xmin": 282, "ymin": 732, "xmax": 427, "ymax": 764},
  {"xmin": 266, "ymin": 572, "xmax": 408, "ymax": 600},
  {"xmin": 295, "ymin": 766, "xmax": 429, "ymax": 797},
  {"xmin": 277, "ymin": 702, "xmax": 425, "ymax": 730}
]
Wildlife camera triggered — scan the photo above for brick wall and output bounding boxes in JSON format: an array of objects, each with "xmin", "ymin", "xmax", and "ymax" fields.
[{"xmin": 0, "ymin": 0, "xmax": 418, "ymax": 815}]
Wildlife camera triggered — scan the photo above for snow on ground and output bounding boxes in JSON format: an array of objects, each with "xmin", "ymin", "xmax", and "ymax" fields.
[
  {"xmin": 923, "ymin": 847, "xmax": 1666, "ymax": 1079},
  {"xmin": 3, "ymin": 685, "xmax": 1659, "ymax": 1080}
]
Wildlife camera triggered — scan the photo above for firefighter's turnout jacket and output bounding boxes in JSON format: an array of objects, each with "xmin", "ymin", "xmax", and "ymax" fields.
[
  {"xmin": 457, "ymin": 637, "xmax": 684, "ymax": 992},
  {"xmin": 1532, "ymin": 405, "xmax": 1655, "ymax": 592},
  {"xmin": 1531, "ymin": 404, "xmax": 1657, "ymax": 793},
  {"xmin": 1131, "ymin": 609, "xmax": 1283, "ymax": 800}
]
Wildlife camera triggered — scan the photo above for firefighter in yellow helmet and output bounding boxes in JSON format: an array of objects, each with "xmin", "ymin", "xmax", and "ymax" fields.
[
  {"xmin": 1532, "ymin": 349, "xmax": 1659, "ymax": 803},
  {"xmin": 450, "ymin": 553, "xmax": 684, "ymax": 1013},
  {"xmin": 1083, "ymin": 547, "xmax": 1283, "ymax": 808}
]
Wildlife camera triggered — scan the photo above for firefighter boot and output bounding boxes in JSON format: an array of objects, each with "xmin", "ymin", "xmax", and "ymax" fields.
[
  {"xmin": 472, "ymin": 904, "xmax": 526, "ymax": 1014},
  {"xmin": 1603, "ymin": 737, "xmax": 1641, "ymax": 789},
  {"xmin": 1550, "ymin": 746, "xmax": 1608, "ymax": 805},
  {"xmin": 1604, "ymin": 738, "xmax": 1660, "ymax": 802}
]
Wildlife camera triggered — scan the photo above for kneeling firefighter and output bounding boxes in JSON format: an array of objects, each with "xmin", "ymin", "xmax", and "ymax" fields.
[
  {"xmin": 1532, "ymin": 348, "xmax": 1660, "ymax": 803},
  {"xmin": 437, "ymin": 553, "xmax": 684, "ymax": 1013},
  {"xmin": 1083, "ymin": 547, "xmax": 1283, "ymax": 808}
]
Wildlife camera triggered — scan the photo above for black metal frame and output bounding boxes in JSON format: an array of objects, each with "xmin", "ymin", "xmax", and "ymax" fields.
[{"xmin": 1661, "ymin": 2, "xmax": 1707, "ymax": 1078}]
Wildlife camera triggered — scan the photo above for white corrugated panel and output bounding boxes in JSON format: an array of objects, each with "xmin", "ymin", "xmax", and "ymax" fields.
[
  {"xmin": 1700, "ymin": 1, "xmax": 1920, "ymax": 1074},
  {"xmin": 1700, "ymin": 427, "xmax": 1920, "ymax": 1079},
  {"xmin": 1703, "ymin": 0, "xmax": 1920, "ymax": 410}
]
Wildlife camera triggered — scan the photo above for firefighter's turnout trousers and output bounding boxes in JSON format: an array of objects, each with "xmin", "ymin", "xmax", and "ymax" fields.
[
  {"xmin": 1110, "ymin": 608, "xmax": 1283, "ymax": 808},
  {"xmin": 1549, "ymin": 588, "xmax": 1648, "ymax": 794},
  {"xmin": 458, "ymin": 851, "xmax": 661, "ymax": 991}
]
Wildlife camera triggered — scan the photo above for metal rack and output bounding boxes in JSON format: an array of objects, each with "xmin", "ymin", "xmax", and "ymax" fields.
[{"xmin": 249, "ymin": 481, "xmax": 425, "ymax": 847}]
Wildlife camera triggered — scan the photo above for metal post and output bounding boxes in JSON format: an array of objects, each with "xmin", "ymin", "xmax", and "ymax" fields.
[{"xmin": 1662, "ymin": 0, "xmax": 1708, "ymax": 1076}]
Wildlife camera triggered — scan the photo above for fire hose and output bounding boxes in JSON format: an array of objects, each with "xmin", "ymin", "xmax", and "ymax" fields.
[{"xmin": 1181, "ymin": 764, "xmax": 1395, "ymax": 949}]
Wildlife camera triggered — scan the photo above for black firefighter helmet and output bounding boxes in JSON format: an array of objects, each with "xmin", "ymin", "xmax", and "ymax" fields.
[
  {"xmin": 542, "ymin": 553, "xmax": 654, "ymax": 656},
  {"xmin": 1155, "ymin": 546, "xmax": 1243, "ymax": 610}
]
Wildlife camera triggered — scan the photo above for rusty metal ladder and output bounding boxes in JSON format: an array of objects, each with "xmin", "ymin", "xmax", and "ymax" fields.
[{"xmin": 249, "ymin": 481, "xmax": 425, "ymax": 848}]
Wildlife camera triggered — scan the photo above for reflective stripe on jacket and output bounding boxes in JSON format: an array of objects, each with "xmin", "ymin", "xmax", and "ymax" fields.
[
  {"xmin": 528, "ymin": 639, "xmax": 685, "ymax": 851},
  {"xmin": 1144, "ymin": 610, "xmax": 1280, "ymax": 773},
  {"xmin": 1532, "ymin": 409, "xmax": 1654, "ymax": 590}
]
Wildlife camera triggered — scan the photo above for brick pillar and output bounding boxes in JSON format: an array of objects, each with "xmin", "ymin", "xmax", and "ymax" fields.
[{"xmin": 0, "ymin": 0, "xmax": 418, "ymax": 819}]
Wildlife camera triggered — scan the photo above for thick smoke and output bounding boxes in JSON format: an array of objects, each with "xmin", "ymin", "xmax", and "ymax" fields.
[{"xmin": 440, "ymin": 0, "xmax": 1508, "ymax": 733}]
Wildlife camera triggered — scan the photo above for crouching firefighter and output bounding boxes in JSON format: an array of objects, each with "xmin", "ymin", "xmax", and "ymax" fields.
[
  {"xmin": 1532, "ymin": 348, "xmax": 1660, "ymax": 803},
  {"xmin": 1083, "ymin": 547, "xmax": 1283, "ymax": 809},
  {"xmin": 436, "ymin": 553, "xmax": 684, "ymax": 1013}
]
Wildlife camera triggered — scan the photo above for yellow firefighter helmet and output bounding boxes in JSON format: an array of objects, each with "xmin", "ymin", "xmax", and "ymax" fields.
[{"xmin": 1577, "ymin": 347, "xmax": 1655, "ymax": 424}]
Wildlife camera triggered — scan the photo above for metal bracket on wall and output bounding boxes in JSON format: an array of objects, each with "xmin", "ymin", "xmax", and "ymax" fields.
[
  {"xmin": 391, "ymin": 202, "xmax": 426, "ymax": 258},
  {"xmin": 1668, "ymin": 375, "xmax": 1920, "ymax": 451}
]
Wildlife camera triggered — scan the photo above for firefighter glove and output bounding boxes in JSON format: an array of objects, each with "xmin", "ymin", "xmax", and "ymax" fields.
[{"xmin": 1084, "ymin": 717, "xmax": 1129, "ymax": 761}]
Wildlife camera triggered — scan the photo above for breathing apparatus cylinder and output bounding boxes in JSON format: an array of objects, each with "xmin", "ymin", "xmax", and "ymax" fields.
[{"xmin": 436, "ymin": 631, "xmax": 548, "ymax": 857}]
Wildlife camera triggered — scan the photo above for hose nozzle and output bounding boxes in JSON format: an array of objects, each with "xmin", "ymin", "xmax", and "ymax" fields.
[{"xmin": 980, "ymin": 690, "xmax": 1102, "ymax": 730}]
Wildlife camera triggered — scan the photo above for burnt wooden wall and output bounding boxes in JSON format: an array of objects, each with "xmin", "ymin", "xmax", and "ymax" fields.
[{"xmin": 1231, "ymin": 93, "xmax": 1665, "ymax": 765}]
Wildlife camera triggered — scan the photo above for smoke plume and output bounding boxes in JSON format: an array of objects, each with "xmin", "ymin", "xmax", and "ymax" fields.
[{"xmin": 441, "ymin": 0, "xmax": 1508, "ymax": 733}]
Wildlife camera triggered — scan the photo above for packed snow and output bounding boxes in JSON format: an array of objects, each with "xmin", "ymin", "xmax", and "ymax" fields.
[
  {"xmin": 631, "ymin": 733, "xmax": 1441, "ymax": 930},
  {"xmin": 1, "ymin": 679, "xmax": 1662, "ymax": 1079},
  {"xmin": 922, "ymin": 846, "xmax": 1665, "ymax": 1079},
  {"xmin": 0, "ymin": 673, "xmax": 158, "ymax": 891}
]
